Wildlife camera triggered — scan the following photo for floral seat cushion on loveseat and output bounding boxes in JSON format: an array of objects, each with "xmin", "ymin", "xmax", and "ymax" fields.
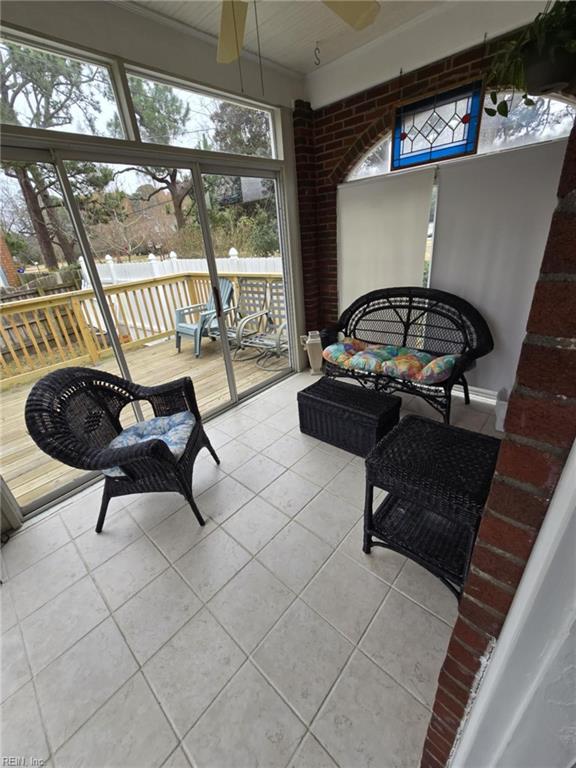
[
  {"xmin": 322, "ymin": 338, "xmax": 460, "ymax": 385},
  {"xmin": 103, "ymin": 411, "xmax": 196, "ymax": 477}
]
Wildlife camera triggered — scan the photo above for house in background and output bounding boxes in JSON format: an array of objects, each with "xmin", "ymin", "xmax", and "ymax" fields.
[{"xmin": 0, "ymin": 2, "xmax": 574, "ymax": 767}]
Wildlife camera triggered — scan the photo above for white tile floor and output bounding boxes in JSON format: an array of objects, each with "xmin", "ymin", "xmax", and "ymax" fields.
[{"xmin": 1, "ymin": 373, "xmax": 499, "ymax": 768}]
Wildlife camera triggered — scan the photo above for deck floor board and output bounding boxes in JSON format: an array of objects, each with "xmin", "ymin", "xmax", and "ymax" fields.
[{"xmin": 1, "ymin": 338, "xmax": 286, "ymax": 508}]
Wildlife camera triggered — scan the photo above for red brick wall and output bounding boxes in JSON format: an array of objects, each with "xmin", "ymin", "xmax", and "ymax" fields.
[
  {"xmin": 0, "ymin": 231, "xmax": 19, "ymax": 287},
  {"xmin": 420, "ymin": 119, "xmax": 576, "ymax": 768},
  {"xmin": 293, "ymin": 35, "xmax": 576, "ymax": 768}
]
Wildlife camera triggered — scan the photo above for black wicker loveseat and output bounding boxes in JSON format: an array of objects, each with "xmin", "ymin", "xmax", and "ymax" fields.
[
  {"xmin": 25, "ymin": 368, "xmax": 219, "ymax": 533},
  {"xmin": 321, "ymin": 287, "xmax": 493, "ymax": 423}
]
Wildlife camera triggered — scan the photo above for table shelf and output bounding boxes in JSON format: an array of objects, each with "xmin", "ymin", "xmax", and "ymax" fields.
[{"xmin": 369, "ymin": 494, "xmax": 479, "ymax": 594}]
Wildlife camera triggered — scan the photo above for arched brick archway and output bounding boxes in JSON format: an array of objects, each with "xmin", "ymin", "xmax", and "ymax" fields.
[{"xmin": 328, "ymin": 113, "xmax": 392, "ymax": 187}]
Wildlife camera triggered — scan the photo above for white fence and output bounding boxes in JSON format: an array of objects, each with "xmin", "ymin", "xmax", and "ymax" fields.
[{"xmin": 82, "ymin": 254, "xmax": 283, "ymax": 287}]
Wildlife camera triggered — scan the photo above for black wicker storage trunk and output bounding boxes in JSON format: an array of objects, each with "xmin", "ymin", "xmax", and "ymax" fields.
[{"xmin": 297, "ymin": 378, "xmax": 401, "ymax": 457}]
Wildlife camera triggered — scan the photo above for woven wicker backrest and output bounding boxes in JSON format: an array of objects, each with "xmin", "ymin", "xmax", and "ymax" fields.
[
  {"xmin": 25, "ymin": 368, "xmax": 136, "ymax": 468},
  {"xmin": 339, "ymin": 287, "xmax": 493, "ymax": 359}
]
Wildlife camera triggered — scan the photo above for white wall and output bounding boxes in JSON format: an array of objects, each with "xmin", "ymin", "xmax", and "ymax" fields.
[
  {"xmin": 451, "ymin": 443, "xmax": 576, "ymax": 768},
  {"xmin": 307, "ymin": 1, "xmax": 546, "ymax": 109},
  {"xmin": 430, "ymin": 139, "xmax": 567, "ymax": 394},
  {"xmin": 337, "ymin": 169, "xmax": 434, "ymax": 311},
  {"xmin": 0, "ymin": 0, "xmax": 305, "ymax": 108},
  {"xmin": 497, "ymin": 620, "xmax": 576, "ymax": 768}
]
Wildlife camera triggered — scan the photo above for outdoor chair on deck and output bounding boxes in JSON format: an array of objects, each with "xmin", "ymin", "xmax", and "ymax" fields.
[
  {"xmin": 25, "ymin": 368, "xmax": 219, "ymax": 532},
  {"xmin": 175, "ymin": 277, "xmax": 234, "ymax": 357},
  {"xmin": 238, "ymin": 280, "xmax": 289, "ymax": 368},
  {"xmin": 207, "ymin": 277, "xmax": 269, "ymax": 355}
]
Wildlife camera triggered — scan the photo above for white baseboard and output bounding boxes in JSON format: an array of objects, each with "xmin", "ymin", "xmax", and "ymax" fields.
[{"xmin": 453, "ymin": 384, "xmax": 497, "ymax": 404}]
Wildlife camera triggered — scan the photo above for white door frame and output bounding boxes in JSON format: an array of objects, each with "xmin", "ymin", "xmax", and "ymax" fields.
[{"xmin": 450, "ymin": 439, "xmax": 576, "ymax": 767}]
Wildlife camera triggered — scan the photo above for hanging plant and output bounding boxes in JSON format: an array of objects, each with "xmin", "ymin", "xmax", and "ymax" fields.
[{"xmin": 485, "ymin": 0, "xmax": 576, "ymax": 117}]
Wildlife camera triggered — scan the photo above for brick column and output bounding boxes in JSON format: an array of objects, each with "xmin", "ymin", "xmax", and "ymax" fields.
[
  {"xmin": 293, "ymin": 99, "xmax": 320, "ymax": 331},
  {"xmin": 0, "ymin": 231, "xmax": 20, "ymax": 287},
  {"xmin": 420, "ymin": 120, "xmax": 576, "ymax": 768}
]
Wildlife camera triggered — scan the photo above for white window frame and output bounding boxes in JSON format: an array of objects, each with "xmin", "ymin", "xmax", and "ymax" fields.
[
  {"xmin": 0, "ymin": 24, "xmax": 282, "ymax": 163},
  {"xmin": 0, "ymin": 24, "xmax": 307, "ymax": 516}
]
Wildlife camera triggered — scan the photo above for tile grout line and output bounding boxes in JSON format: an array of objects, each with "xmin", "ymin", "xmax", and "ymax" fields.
[
  {"xmin": 6, "ymin": 497, "xmax": 442, "ymax": 768},
  {"xmin": 9, "ymin": 612, "xmax": 54, "ymax": 765},
  {"xmin": 47, "ymin": 536, "xmax": 186, "ymax": 764},
  {"xmin": 3, "ymin": 377, "xmax": 484, "ymax": 767}
]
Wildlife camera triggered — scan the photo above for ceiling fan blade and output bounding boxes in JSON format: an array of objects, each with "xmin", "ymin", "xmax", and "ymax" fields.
[
  {"xmin": 217, "ymin": 0, "xmax": 249, "ymax": 64},
  {"xmin": 323, "ymin": 1, "xmax": 380, "ymax": 30}
]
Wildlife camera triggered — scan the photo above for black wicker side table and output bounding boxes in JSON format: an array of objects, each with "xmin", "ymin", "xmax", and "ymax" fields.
[
  {"xmin": 364, "ymin": 415, "xmax": 500, "ymax": 598},
  {"xmin": 298, "ymin": 378, "xmax": 401, "ymax": 457}
]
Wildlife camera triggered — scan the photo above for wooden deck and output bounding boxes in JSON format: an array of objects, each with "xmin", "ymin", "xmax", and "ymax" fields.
[{"xmin": 1, "ymin": 337, "xmax": 286, "ymax": 509}]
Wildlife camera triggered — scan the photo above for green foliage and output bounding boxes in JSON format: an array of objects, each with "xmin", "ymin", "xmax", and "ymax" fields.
[
  {"xmin": 486, "ymin": 0, "xmax": 576, "ymax": 117},
  {"xmin": 3, "ymin": 229, "xmax": 28, "ymax": 260},
  {"xmin": 0, "ymin": 40, "xmax": 106, "ymax": 132},
  {"xmin": 121, "ymin": 75, "xmax": 191, "ymax": 145},
  {"xmin": 79, "ymin": 188, "xmax": 128, "ymax": 226},
  {"xmin": 247, "ymin": 206, "xmax": 279, "ymax": 256},
  {"xmin": 209, "ymin": 101, "xmax": 272, "ymax": 157}
]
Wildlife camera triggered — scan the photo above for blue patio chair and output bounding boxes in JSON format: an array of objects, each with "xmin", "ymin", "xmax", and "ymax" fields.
[{"xmin": 175, "ymin": 278, "xmax": 234, "ymax": 357}]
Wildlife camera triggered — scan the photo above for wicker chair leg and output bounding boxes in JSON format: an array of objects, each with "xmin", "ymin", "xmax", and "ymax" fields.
[
  {"xmin": 363, "ymin": 481, "xmax": 374, "ymax": 554},
  {"xmin": 204, "ymin": 433, "xmax": 220, "ymax": 465},
  {"xmin": 443, "ymin": 390, "xmax": 452, "ymax": 425},
  {"xmin": 460, "ymin": 375, "xmax": 471, "ymax": 405},
  {"xmin": 185, "ymin": 489, "xmax": 205, "ymax": 526},
  {"xmin": 95, "ymin": 487, "xmax": 111, "ymax": 534}
]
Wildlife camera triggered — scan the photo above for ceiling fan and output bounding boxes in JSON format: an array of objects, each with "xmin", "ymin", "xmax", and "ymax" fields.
[{"xmin": 217, "ymin": 0, "xmax": 381, "ymax": 63}]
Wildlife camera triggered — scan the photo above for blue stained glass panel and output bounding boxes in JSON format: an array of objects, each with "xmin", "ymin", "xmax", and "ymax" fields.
[{"xmin": 391, "ymin": 82, "xmax": 483, "ymax": 170}]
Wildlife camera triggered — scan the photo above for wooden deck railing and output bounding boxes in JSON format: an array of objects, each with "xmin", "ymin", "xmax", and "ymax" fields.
[{"xmin": 0, "ymin": 271, "xmax": 283, "ymax": 389}]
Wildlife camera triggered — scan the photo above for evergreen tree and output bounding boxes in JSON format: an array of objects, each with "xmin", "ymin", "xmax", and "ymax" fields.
[
  {"xmin": 209, "ymin": 102, "xmax": 272, "ymax": 157},
  {"xmin": 108, "ymin": 77, "xmax": 195, "ymax": 230},
  {"xmin": 0, "ymin": 40, "xmax": 113, "ymax": 267}
]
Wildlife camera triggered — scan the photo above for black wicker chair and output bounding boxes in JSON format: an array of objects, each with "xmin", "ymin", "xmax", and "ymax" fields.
[
  {"xmin": 25, "ymin": 368, "xmax": 220, "ymax": 533},
  {"xmin": 321, "ymin": 287, "xmax": 493, "ymax": 424}
]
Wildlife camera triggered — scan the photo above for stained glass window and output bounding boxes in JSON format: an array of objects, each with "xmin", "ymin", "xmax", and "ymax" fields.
[{"xmin": 391, "ymin": 82, "xmax": 482, "ymax": 170}]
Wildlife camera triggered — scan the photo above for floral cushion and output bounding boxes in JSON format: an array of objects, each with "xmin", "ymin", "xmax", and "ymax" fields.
[
  {"xmin": 347, "ymin": 345, "xmax": 406, "ymax": 372},
  {"xmin": 416, "ymin": 354, "xmax": 461, "ymax": 384},
  {"xmin": 322, "ymin": 338, "xmax": 368, "ymax": 368},
  {"xmin": 102, "ymin": 411, "xmax": 196, "ymax": 478},
  {"xmin": 323, "ymin": 338, "xmax": 460, "ymax": 384}
]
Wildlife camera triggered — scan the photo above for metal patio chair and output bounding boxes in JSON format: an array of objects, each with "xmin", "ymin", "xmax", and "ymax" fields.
[
  {"xmin": 175, "ymin": 277, "xmax": 234, "ymax": 357},
  {"xmin": 239, "ymin": 280, "xmax": 289, "ymax": 368},
  {"xmin": 207, "ymin": 277, "xmax": 270, "ymax": 355}
]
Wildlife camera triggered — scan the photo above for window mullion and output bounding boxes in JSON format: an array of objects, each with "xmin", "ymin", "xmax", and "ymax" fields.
[{"xmin": 109, "ymin": 60, "xmax": 141, "ymax": 143}]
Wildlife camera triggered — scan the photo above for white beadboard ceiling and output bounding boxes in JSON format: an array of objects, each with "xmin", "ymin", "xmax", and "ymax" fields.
[{"xmin": 125, "ymin": 0, "xmax": 447, "ymax": 74}]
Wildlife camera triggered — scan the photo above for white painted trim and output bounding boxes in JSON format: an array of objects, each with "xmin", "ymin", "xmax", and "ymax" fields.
[
  {"xmin": 277, "ymin": 106, "xmax": 307, "ymax": 372},
  {"xmin": 1, "ymin": 478, "xmax": 23, "ymax": 532},
  {"xmin": 307, "ymin": 1, "xmax": 547, "ymax": 109},
  {"xmin": 450, "ymin": 439, "xmax": 576, "ymax": 766}
]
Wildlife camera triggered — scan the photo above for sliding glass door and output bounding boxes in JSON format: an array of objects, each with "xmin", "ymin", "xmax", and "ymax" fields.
[
  {"xmin": 68, "ymin": 161, "xmax": 235, "ymax": 419},
  {"xmin": 0, "ymin": 161, "xmax": 125, "ymax": 508},
  {"xmin": 1, "ymin": 157, "xmax": 293, "ymax": 515},
  {"xmin": 0, "ymin": 28, "xmax": 297, "ymax": 520},
  {"xmin": 201, "ymin": 172, "xmax": 291, "ymax": 398}
]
